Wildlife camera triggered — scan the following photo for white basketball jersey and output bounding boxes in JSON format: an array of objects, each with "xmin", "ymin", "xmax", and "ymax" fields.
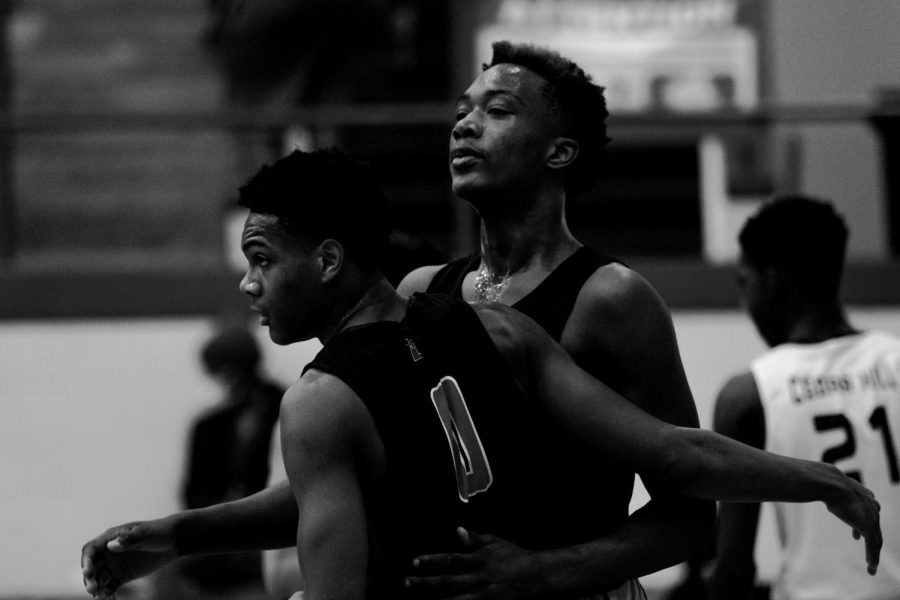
[{"xmin": 752, "ymin": 331, "xmax": 900, "ymax": 600}]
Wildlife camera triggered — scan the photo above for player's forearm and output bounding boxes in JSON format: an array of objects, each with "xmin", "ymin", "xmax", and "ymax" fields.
[
  {"xmin": 520, "ymin": 498, "xmax": 713, "ymax": 595},
  {"xmin": 600, "ymin": 496, "xmax": 714, "ymax": 577},
  {"xmin": 174, "ymin": 480, "xmax": 298, "ymax": 555},
  {"xmin": 665, "ymin": 427, "xmax": 848, "ymax": 504}
]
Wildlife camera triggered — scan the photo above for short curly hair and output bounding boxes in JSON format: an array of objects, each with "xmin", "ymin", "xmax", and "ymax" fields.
[
  {"xmin": 487, "ymin": 41, "xmax": 611, "ymax": 196},
  {"xmin": 238, "ymin": 148, "xmax": 391, "ymax": 269},
  {"xmin": 739, "ymin": 194, "xmax": 849, "ymax": 299}
]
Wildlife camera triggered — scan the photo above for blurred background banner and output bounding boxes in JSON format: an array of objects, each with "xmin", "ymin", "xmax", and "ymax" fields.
[{"xmin": 1, "ymin": 0, "xmax": 900, "ymax": 598}]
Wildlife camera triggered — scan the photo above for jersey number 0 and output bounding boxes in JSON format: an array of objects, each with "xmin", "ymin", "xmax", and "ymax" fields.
[{"xmin": 430, "ymin": 376, "xmax": 494, "ymax": 502}]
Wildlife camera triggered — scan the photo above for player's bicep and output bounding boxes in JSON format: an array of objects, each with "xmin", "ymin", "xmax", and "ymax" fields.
[
  {"xmin": 280, "ymin": 373, "xmax": 373, "ymax": 600},
  {"xmin": 294, "ymin": 461, "xmax": 368, "ymax": 600},
  {"xmin": 576, "ymin": 267, "xmax": 698, "ymax": 427},
  {"xmin": 525, "ymin": 319, "xmax": 678, "ymax": 472}
]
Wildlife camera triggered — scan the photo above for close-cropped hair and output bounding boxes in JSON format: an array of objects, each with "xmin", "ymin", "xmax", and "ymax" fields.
[
  {"xmin": 238, "ymin": 147, "xmax": 391, "ymax": 268},
  {"xmin": 487, "ymin": 40, "xmax": 611, "ymax": 196},
  {"xmin": 201, "ymin": 327, "xmax": 260, "ymax": 374},
  {"xmin": 739, "ymin": 194, "xmax": 849, "ymax": 298}
]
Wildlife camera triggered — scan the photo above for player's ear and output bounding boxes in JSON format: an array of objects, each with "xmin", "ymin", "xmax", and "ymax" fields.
[
  {"xmin": 546, "ymin": 137, "xmax": 579, "ymax": 170},
  {"xmin": 763, "ymin": 267, "xmax": 790, "ymax": 300},
  {"xmin": 318, "ymin": 239, "xmax": 344, "ymax": 282}
]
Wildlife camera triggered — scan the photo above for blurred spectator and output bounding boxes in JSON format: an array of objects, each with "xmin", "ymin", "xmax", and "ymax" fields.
[
  {"xmin": 203, "ymin": 0, "xmax": 448, "ymax": 180},
  {"xmin": 205, "ymin": 0, "xmax": 392, "ymax": 108},
  {"xmin": 155, "ymin": 325, "xmax": 285, "ymax": 599},
  {"xmin": 184, "ymin": 325, "xmax": 284, "ymax": 509}
]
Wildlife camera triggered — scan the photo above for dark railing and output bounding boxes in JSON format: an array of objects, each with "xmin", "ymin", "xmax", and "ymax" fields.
[
  {"xmin": 2, "ymin": 101, "xmax": 895, "ymax": 133},
  {"xmin": 1, "ymin": 103, "xmax": 898, "ymax": 318}
]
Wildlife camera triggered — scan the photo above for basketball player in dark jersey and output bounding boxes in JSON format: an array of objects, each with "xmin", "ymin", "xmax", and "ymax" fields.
[
  {"xmin": 397, "ymin": 41, "xmax": 709, "ymax": 597},
  {"xmin": 81, "ymin": 149, "xmax": 882, "ymax": 600}
]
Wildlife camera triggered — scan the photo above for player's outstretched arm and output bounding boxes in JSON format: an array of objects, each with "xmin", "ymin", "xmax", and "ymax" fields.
[
  {"xmin": 485, "ymin": 303, "xmax": 882, "ymax": 575},
  {"xmin": 173, "ymin": 480, "xmax": 298, "ymax": 555},
  {"xmin": 561, "ymin": 267, "xmax": 716, "ymax": 582},
  {"xmin": 81, "ymin": 517, "xmax": 178, "ymax": 599},
  {"xmin": 81, "ymin": 481, "xmax": 299, "ymax": 598}
]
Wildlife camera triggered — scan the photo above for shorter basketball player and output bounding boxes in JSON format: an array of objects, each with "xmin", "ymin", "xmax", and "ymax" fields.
[
  {"xmin": 707, "ymin": 196, "xmax": 900, "ymax": 600},
  {"xmin": 82, "ymin": 152, "xmax": 881, "ymax": 600}
]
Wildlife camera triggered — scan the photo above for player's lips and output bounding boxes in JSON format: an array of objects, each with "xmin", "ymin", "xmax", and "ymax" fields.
[
  {"xmin": 249, "ymin": 306, "xmax": 269, "ymax": 326},
  {"xmin": 450, "ymin": 146, "xmax": 483, "ymax": 168}
]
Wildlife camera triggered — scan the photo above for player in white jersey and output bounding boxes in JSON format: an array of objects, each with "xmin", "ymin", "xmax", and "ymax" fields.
[{"xmin": 707, "ymin": 195, "xmax": 900, "ymax": 600}]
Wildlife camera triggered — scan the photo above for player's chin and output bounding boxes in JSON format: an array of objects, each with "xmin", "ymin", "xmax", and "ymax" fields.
[
  {"xmin": 266, "ymin": 325, "xmax": 289, "ymax": 345},
  {"xmin": 450, "ymin": 175, "xmax": 490, "ymax": 202},
  {"xmin": 268, "ymin": 325, "xmax": 308, "ymax": 346}
]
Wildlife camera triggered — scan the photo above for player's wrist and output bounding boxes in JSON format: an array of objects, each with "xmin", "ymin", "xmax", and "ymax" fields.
[
  {"xmin": 168, "ymin": 511, "xmax": 194, "ymax": 557},
  {"xmin": 817, "ymin": 462, "xmax": 853, "ymax": 508},
  {"xmin": 535, "ymin": 546, "xmax": 623, "ymax": 597}
]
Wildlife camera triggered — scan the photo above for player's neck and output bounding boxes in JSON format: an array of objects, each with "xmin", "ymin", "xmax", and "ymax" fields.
[
  {"xmin": 478, "ymin": 201, "xmax": 580, "ymax": 276},
  {"xmin": 784, "ymin": 304, "xmax": 859, "ymax": 345},
  {"xmin": 322, "ymin": 278, "xmax": 406, "ymax": 343}
]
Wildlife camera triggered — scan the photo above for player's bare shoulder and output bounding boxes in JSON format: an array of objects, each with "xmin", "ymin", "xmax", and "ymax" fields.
[
  {"xmin": 578, "ymin": 262, "xmax": 664, "ymax": 320},
  {"xmin": 567, "ymin": 261, "xmax": 672, "ymax": 345},
  {"xmin": 281, "ymin": 369, "xmax": 385, "ymax": 479},
  {"xmin": 280, "ymin": 370, "xmax": 371, "ymax": 448},
  {"xmin": 396, "ymin": 264, "xmax": 447, "ymax": 295}
]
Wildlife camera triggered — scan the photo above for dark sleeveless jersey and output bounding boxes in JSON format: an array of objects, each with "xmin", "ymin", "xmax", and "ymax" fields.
[
  {"xmin": 303, "ymin": 293, "xmax": 626, "ymax": 597},
  {"xmin": 426, "ymin": 247, "xmax": 618, "ymax": 340},
  {"xmin": 426, "ymin": 247, "xmax": 636, "ymax": 547}
]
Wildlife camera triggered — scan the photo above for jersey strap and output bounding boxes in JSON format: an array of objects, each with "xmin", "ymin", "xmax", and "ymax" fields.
[
  {"xmin": 426, "ymin": 248, "xmax": 619, "ymax": 341},
  {"xmin": 426, "ymin": 252, "xmax": 479, "ymax": 299}
]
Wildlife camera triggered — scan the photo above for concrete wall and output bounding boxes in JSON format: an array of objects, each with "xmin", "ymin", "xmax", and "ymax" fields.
[
  {"xmin": 766, "ymin": 0, "xmax": 900, "ymax": 259},
  {"xmin": 0, "ymin": 319, "xmax": 320, "ymax": 597}
]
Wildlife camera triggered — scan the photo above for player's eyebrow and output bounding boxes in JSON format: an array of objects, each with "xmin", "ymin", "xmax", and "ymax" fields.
[
  {"xmin": 240, "ymin": 235, "xmax": 267, "ymax": 253},
  {"xmin": 456, "ymin": 89, "xmax": 524, "ymax": 106}
]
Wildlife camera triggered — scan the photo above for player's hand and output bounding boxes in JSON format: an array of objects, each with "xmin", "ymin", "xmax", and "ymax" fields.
[
  {"xmin": 81, "ymin": 518, "xmax": 179, "ymax": 599},
  {"xmin": 405, "ymin": 527, "xmax": 545, "ymax": 600},
  {"xmin": 824, "ymin": 470, "xmax": 882, "ymax": 575}
]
